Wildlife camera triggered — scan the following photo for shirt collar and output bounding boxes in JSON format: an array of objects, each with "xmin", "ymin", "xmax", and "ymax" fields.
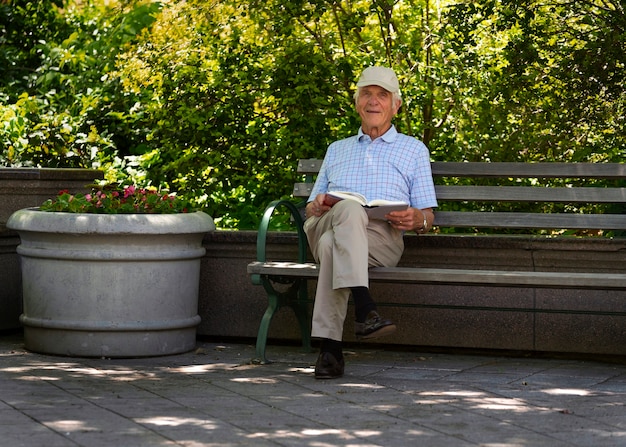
[{"xmin": 358, "ymin": 125, "xmax": 398, "ymax": 143}]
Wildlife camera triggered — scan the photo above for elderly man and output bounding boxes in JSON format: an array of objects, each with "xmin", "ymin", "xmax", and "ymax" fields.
[{"xmin": 304, "ymin": 66, "xmax": 438, "ymax": 379}]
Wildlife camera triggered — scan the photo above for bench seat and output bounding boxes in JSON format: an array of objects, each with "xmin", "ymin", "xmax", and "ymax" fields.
[{"xmin": 248, "ymin": 261, "xmax": 626, "ymax": 290}]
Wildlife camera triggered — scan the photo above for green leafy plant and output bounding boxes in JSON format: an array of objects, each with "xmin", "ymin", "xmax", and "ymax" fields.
[
  {"xmin": 3, "ymin": 0, "xmax": 624, "ymax": 229},
  {"xmin": 40, "ymin": 185, "xmax": 192, "ymax": 214}
]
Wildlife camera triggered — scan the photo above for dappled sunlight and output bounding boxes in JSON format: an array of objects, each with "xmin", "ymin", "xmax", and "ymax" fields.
[
  {"xmin": 171, "ymin": 363, "xmax": 247, "ymax": 374},
  {"xmin": 352, "ymin": 430, "xmax": 383, "ymax": 438},
  {"xmin": 436, "ymin": 390, "xmax": 484, "ymax": 397},
  {"xmin": 46, "ymin": 419, "xmax": 99, "ymax": 433},
  {"xmin": 135, "ymin": 416, "xmax": 218, "ymax": 429},
  {"xmin": 12, "ymin": 374, "xmax": 64, "ymax": 381},
  {"xmin": 468, "ymin": 397, "xmax": 539, "ymax": 412},
  {"xmin": 412, "ymin": 389, "xmax": 547, "ymax": 414},
  {"xmin": 230, "ymin": 377, "xmax": 279, "ymax": 384},
  {"xmin": 1, "ymin": 363, "xmax": 163, "ymax": 382},
  {"xmin": 338, "ymin": 383, "xmax": 386, "ymax": 390},
  {"xmin": 2, "ymin": 363, "xmax": 97, "ymax": 381},
  {"xmin": 281, "ymin": 428, "xmax": 344, "ymax": 437},
  {"xmin": 248, "ymin": 427, "xmax": 359, "ymax": 442},
  {"xmin": 369, "ymin": 404, "xmax": 400, "ymax": 411},
  {"xmin": 608, "ymin": 432, "xmax": 626, "ymax": 438},
  {"xmin": 410, "ymin": 386, "xmax": 614, "ymax": 417},
  {"xmin": 2, "ymin": 364, "xmax": 78, "ymax": 374},
  {"xmin": 0, "ymin": 351, "xmax": 26, "ymax": 358},
  {"xmin": 246, "ymin": 426, "xmax": 437, "ymax": 445},
  {"xmin": 414, "ymin": 389, "xmax": 484, "ymax": 404},
  {"xmin": 543, "ymin": 388, "xmax": 592, "ymax": 396}
]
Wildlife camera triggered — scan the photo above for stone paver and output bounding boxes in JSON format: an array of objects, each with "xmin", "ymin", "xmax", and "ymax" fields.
[{"xmin": 1, "ymin": 332, "xmax": 626, "ymax": 446}]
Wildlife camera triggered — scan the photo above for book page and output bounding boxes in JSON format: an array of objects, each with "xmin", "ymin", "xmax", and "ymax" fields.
[
  {"xmin": 325, "ymin": 191, "xmax": 367, "ymax": 206},
  {"xmin": 366, "ymin": 198, "xmax": 409, "ymax": 207}
]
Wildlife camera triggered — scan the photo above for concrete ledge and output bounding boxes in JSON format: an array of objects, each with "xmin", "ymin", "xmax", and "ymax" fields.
[{"xmin": 200, "ymin": 231, "xmax": 626, "ymax": 356}]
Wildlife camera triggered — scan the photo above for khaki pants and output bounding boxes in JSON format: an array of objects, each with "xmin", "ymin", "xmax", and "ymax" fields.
[{"xmin": 303, "ymin": 200, "xmax": 404, "ymax": 341}]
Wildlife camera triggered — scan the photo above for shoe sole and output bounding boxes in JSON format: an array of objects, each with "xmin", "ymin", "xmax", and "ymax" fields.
[{"xmin": 356, "ymin": 323, "xmax": 397, "ymax": 340}]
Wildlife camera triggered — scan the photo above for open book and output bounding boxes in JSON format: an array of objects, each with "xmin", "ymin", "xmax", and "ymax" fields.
[{"xmin": 323, "ymin": 191, "xmax": 409, "ymax": 220}]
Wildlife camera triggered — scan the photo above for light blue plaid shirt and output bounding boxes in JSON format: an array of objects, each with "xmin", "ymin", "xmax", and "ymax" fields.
[{"xmin": 309, "ymin": 125, "xmax": 438, "ymax": 209}]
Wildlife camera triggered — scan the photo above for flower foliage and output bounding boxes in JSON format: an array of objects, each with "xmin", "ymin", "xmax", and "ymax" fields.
[{"xmin": 40, "ymin": 185, "xmax": 192, "ymax": 214}]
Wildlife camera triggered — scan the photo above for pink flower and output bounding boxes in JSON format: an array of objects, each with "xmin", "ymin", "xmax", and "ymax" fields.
[{"xmin": 124, "ymin": 186, "xmax": 136, "ymax": 198}]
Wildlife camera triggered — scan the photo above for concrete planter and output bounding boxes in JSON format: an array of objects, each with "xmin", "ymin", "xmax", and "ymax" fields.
[{"xmin": 7, "ymin": 208, "xmax": 215, "ymax": 358}]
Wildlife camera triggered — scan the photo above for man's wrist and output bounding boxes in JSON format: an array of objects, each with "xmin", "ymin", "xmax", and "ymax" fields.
[{"xmin": 418, "ymin": 210, "xmax": 428, "ymax": 233}]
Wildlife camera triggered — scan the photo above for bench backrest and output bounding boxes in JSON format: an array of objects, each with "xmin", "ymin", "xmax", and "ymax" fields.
[{"xmin": 294, "ymin": 159, "xmax": 626, "ymax": 232}]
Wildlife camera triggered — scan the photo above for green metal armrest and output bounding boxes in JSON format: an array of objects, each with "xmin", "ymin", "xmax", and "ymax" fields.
[{"xmin": 252, "ymin": 199, "xmax": 307, "ymax": 284}]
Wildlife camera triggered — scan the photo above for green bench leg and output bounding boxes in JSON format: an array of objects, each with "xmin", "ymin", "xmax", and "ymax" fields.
[
  {"xmin": 254, "ymin": 290, "xmax": 278, "ymax": 364},
  {"xmin": 255, "ymin": 278, "xmax": 312, "ymax": 364},
  {"xmin": 292, "ymin": 281, "xmax": 312, "ymax": 354}
]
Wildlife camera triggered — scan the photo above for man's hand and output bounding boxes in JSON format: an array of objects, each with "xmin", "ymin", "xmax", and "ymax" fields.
[
  {"xmin": 387, "ymin": 207, "xmax": 434, "ymax": 233},
  {"xmin": 306, "ymin": 194, "xmax": 332, "ymax": 218}
]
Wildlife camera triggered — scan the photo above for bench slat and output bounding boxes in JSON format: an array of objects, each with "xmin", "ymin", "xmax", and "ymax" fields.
[
  {"xmin": 292, "ymin": 186, "xmax": 626, "ymax": 228},
  {"xmin": 434, "ymin": 211, "xmax": 626, "ymax": 230},
  {"xmin": 435, "ymin": 185, "xmax": 626, "ymax": 203},
  {"xmin": 298, "ymin": 159, "xmax": 626, "ymax": 179},
  {"xmin": 431, "ymin": 162, "xmax": 626, "ymax": 179},
  {"xmin": 297, "ymin": 159, "xmax": 323, "ymax": 174},
  {"xmin": 298, "ymin": 184, "xmax": 626, "ymax": 204},
  {"xmin": 293, "ymin": 182, "xmax": 314, "ymax": 198},
  {"xmin": 247, "ymin": 261, "xmax": 626, "ymax": 290}
]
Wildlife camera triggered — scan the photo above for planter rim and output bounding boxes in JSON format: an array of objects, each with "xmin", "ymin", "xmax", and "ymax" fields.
[{"xmin": 7, "ymin": 208, "xmax": 215, "ymax": 235}]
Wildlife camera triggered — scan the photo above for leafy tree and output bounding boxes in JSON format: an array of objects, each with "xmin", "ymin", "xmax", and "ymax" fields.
[
  {"xmin": 0, "ymin": 0, "xmax": 67, "ymax": 94},
  {"xmin": 2, "ymin": 0, "xmax": 623, "ymax": 231},
  {"xmin": 440, "ymin": 0, "xmax": 625, "ymax": 163},
  {"xmin": 1, "ymin": 0, "xmax": 161, "ymax": 167},
  {"xmin": 112, "ymin": 0, "xmax": 459, "ymax": 227}
]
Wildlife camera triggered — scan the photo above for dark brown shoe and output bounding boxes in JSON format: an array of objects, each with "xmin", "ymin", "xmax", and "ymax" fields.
[
  {"xmin": 354, "ymin": 311, "xmax": 396, "ymax": 340},
  {"xmin": 314, "ymin": 352, "xmax": 344, "ymax": 379}
]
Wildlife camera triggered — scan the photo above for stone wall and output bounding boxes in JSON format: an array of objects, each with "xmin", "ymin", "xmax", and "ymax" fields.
[
  {"xmin": 0, "ymin": 167, "xmax": 102, "ymax": 231},
  {"xmin": 0, "ymin": 168, "xmax": 102, "ymax": 330}
]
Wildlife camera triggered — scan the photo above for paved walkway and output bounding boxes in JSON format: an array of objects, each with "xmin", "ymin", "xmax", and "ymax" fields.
[{"xmin": 1, "ymin": 332, "xmax": 626, "ymax": 446}]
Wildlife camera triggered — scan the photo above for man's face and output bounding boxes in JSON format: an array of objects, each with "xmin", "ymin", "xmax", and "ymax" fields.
[{"xmin": 356, "ymin": 85, "xmax": 401, "ymax": 135}]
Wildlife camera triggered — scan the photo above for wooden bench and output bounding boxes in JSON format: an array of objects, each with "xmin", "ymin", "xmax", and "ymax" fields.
[{"xmin": 248, "ymin": 159, "xmax": 626, "ymax": 363}]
